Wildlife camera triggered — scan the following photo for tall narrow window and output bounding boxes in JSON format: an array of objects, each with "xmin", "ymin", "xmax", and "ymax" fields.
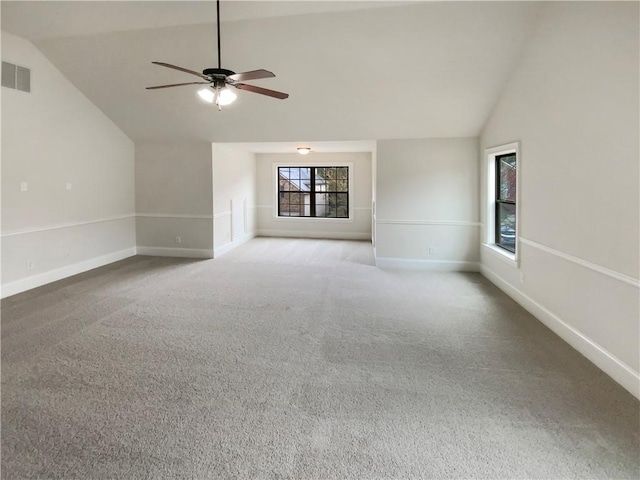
[
  {"xmin": 278, "ymin": 166, "xmax": 349, "ymax": 218},
  {"xmin": 495, "ymin": 153, "xmax": 517, "ymax": 253}
]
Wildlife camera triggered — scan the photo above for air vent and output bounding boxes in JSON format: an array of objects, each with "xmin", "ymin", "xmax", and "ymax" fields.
[{"xmin": 2, "ymin": 62, "xmax": 30, "ymax": 92}]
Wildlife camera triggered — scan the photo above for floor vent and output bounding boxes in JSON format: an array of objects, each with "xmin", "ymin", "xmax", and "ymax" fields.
[{"xmin": 2, "ymin": 61, "xmax": 31, "ymax": 92}]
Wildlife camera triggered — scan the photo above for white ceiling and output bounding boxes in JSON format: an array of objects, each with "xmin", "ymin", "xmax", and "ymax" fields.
[
  {"xmin": 1, "ymin": 1, "xmax": 541, "ymax": 144},
  {"xmin": 225, "ymin": 140, "xmax": 377, "ymax": 154},
  {"xmin": 1, "ymin": 1, "xmax": 416, "ymax": 41}
]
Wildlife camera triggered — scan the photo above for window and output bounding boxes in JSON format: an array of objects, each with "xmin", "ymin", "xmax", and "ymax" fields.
[
  {"xmin": 485, "ymin": 142, "xmax": 519, "ymax": 264},
  {"xmin": 278, "ymin": 166, "xmax": 349, "ymax": 218},
  {"xmin": 495, "ymin": 153, "xmax": 517, "ymax": 253}
]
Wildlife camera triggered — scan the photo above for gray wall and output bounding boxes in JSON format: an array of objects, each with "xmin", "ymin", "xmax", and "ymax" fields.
[
  {"xmin": 1, "ymin": 31, "xmax": 135, "ymax": 297},
  {"xmin": 479, "ymin": 1, "xmax": 639, "ymax": 396},
  {"xmin": 212, "ymin": 143, "xmax": 257, "ymax": 256},
  {"xmin": 135, "ymin": 142, "xmax": 213, "ymax": 257},
  {"xmin": 375, "ymin": 138, "xmax": 480, "ymax": 270}
]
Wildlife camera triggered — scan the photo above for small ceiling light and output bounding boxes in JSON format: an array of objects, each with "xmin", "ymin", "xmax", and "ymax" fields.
[
  {"xmin": 297, "ymin": 147, "xmax": 311, "ymax": 155},
  {"xmin": 197, "ymin": 87, "xmax": 215, "ymax": 103}
]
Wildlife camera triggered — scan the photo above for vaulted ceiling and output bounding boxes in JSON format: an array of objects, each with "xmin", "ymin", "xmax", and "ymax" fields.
[{"xmin": 2, "ymin": 1, "xmax": 541, "ymax": 143}]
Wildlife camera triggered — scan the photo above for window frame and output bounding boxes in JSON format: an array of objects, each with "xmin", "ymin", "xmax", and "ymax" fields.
[
  {"xmin": 484, "ymin": 142, "xmax": 520, "ymax": 267},
  {"xmin": 272, "ymin": 161, "xmax": 354, "ymax": 222},
  {"xmin": 494, "ymin": 152, "xmax": 517, "ymax": 253}
]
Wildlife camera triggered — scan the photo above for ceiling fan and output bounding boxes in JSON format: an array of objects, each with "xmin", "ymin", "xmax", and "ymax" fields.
[{"xmin": 146, "ymin": 0, "xmax": 288, "ymax": 110}]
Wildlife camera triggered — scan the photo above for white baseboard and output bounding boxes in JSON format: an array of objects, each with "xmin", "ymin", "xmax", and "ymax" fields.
[
  {"xmin": 1, "ymin": 247, "xmax": 137, "ymax": 299},
  {"xmin": 136, "ymin": 246, "xmax": 213, "ymax": 259},
  {"xmin": 257, "ymin": 229, "xmax": 371, "ymax": 241},
  {"xmin": 214, "ymin": 231, "xmax": 256, "ymax": 258},
  {"xmin": 481, "ymin": 265, "xmax": 640, "ymax": 400},
  {"xmin": 375, "ymin": 257, "xmax": 480, "ymax": 272}
]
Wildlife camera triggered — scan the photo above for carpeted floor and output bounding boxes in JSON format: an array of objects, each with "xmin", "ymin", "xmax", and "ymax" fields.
[{"xmin": 2, "ymin": 237, "xmax": 638, "ymax": 479}]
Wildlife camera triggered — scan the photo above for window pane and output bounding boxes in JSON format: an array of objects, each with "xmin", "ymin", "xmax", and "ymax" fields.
[
  {"xmin": 316, "ymin": 167, "xmax": 335, "ymax": 179},
  {"xmin": 299, "ymin": 168, "xmax": 311, "ymax": 192},
  {"xmin": 279, "ymin": 194, "xmax": 289, "ymax": 215},
  {"xmin": 336, "ymin": 193, "xmax": 348, "ymax": 217},
  {"xmin": 498, "ymin": 154, "xmax": 516, "ymax": 202},
  {"xmin": 303, "ymin": 193, "xmax": 310, "ymax": 216},
  {"xmin": 315, "ymin": 178, "xmax": 327, "ymax": 192},
  {"xmin": 318, "ymin": 193, "xmax": 337, "ymax": 217},
  {"xmin": 315, "ymin": 193, "xmax": 328, "ymax": 206},
  {"xmin": 336, "ymin": 167, "xmax": 348, "ymax": 180},
  {"xmin": 496, "ymin": 202, "xmax": 516, "ymax": 251},
  {"xmin": 336, "ymin": 179, "xmax": 348, "ymax": 192},
  {"xmin": 278, "ymin": 168, "xmax": 288, "ymax": 191},
  {"xmin": 332, "ymin": 196, "xmax": 340, "ymax": 217},
  {"xmin": 315, "ymin": 167, "xmax": 331, "ymax": 192}
]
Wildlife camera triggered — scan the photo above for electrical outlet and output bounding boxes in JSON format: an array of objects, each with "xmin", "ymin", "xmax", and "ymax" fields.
[
  {"xmin": 175, "ymin": 236, "xmax": 181, "ymax": 244},
  {"xmin": 65, "ymin": 251, "xmax": 71, "ymax": 259},
  {"xmin": 20, "ymin": 182, "xmax": 28, "ymax": 192},
  {"xmin": 26, "ymin": 260, "xmax": 34, "ymax": 270},
  {"xmin": 66, "ymin": 182, "xmax": 73, "ymax": 190},
  {"xmin": 428, "ymin": 247, "xmax": 436, "ymax": 255},
  {"xmin": 519, "ymin": 272, "xmax": 525, "ymax": 284}
]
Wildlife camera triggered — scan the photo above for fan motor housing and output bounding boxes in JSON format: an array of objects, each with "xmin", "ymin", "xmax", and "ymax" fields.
[{"xmin": 203, "ymin": 68, "xmax": 235, "ymax": 78}]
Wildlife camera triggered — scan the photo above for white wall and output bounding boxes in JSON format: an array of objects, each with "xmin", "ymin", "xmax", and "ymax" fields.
[
  {"xmin": 479, "ymin": 2, "xmax": 639, "ymax": 397},
  {"xmin": 135, "ymin": 142, "xmax": 213, "ymax": 257},
  {"xmin": 1, "ymin": 31, "xmax": 135, "ymax": 297},
  {"xmin": 212, "ymin": 143, "xmax": 257, "ymax": 256},
  {"xmin": 375, "ymin": 138, "xmax": 480, "ymax": 270},
  {"xmin": 256, "ymin": 152, "xmax": 372, "ymax": 240}
]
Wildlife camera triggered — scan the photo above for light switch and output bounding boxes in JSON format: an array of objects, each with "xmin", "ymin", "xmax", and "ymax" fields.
[
  {"xmin": 66, "ymin": 182, "xmax": 72, "ymax": 190},
  {"xmin": 20, "ymin": 182, "xmax": 28, "ymax": 192}
]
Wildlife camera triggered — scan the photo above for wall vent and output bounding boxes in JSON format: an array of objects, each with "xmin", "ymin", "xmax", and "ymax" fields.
[{"xmin": 2, "ymin": 62, "xmax": 30, "ymax": 92}]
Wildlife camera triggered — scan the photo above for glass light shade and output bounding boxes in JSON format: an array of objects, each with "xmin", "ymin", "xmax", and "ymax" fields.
[
  {"xmin": 297, "ymin": 147, "xmax": 311, "ymax": 155},
  {"xmin": 216, "ymin": 87, "xmax": 237, "ymax": 106},
  {"xmin": 197, "ymin": 87, "xmax": 215, "ymax": 103}
]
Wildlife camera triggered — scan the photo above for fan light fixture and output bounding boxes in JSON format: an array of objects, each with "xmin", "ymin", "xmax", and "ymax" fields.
[
  {"xmin": 297, "ymin": 147, "xmax": 311, "ymax": 155},
  {"xmin": 197, "ymin": 87, "xmax": 215, "ymax": 103},
  {"xmin": 216, "ymin": 87, "xmax": 237, "ymax": 106},
  {"xmin": 198, "ymin": 86, "xmax": 237, "ymax": 107}
]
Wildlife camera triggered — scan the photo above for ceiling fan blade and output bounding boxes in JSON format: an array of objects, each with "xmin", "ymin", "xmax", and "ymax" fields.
[
  {"xmin": 234, "ymin": 83, "xmax": 289, "ymax": 100},
  {"xmin": 227, "ymin": 69, "xmax": 275, "ymax": 83},
  {"xmin": 146, "ymin": 82, "xmax": 210, "ymax": 90},
  {"xmin": 152, "ymin": 61, "xmax": 210, "ymax": 80}
]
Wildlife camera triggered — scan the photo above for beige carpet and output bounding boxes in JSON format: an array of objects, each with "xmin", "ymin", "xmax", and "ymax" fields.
[{"xmin": 2, "ymin": 237, "xmax": 638, "ymax": 479}]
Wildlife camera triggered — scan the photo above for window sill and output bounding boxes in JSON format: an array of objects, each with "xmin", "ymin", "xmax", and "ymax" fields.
[
  {"xmin": 273, "ymin": 215, "xmax": 353, "ymax": 223},
  {"xmin": 483, "ymin": 243, "xmax": 519, "ymax": 268}
]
